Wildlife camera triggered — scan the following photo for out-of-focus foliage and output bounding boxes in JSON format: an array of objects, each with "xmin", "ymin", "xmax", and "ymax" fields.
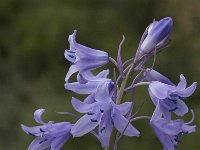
[{"xmin": 0, "ymin": 0, "xmax": 199, "ymax": 149}]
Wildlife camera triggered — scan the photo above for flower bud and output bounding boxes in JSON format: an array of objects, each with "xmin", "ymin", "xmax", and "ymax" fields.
[
  {"xmin": 139, "ymin": 17, "xmax": 173, "ymax": 54},
  {"xmin": 144, "ymin": 68, "xmax": 174, "ymax": 85}
]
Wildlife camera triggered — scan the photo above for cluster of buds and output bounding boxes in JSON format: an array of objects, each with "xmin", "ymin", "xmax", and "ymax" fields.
[{"xmin": 21, "ymin": 17, "xmax": 197, "ymax": 150}]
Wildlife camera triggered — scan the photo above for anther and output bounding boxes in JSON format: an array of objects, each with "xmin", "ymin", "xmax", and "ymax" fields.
[
  {"xmin": 100, "ymin": 127, "xmax": 106, "ymax": 133},
  {"xmin": 100, "ymin": 109, "xmax": 104, "ymax": 113},
  {"xmin": 40, "ymin": 128, "xmax": 45, "ymax": 132},
  {"xmin": 178, "ymin": 96, "xmax": 184, "ymax": 100},
  {"xmin": 67, "ymin": 50, "xmax": 75, "ymax": 54},
  {"xmin": 28, "ymin": 132, "xmax": 35, "ymax": 136},
  {"xmin": 169, "ymin": 107, "xmax": 178, "ymax": 112},
  {"xmin": 39, "ymin": 138, "xmax": 47, "ymax": 144},
  {"xmin": 168, "ymin": 98, "xmax": 177, "ymax": 104},
  {"xmin": 87, "ymin": 112, "xmax": 95, "ymax": 115},
  {"xmin": 91, "ymin": 119, "xmax": 98, "ymax": 122},
  {"xmin": 68, "ymin": 55, "xmax": 75, "ymax": 59},
  {"xmin": 111, "ymin": 119, "xmax": 114, "ymax": 125},
  {"xmin": 174, "ymin": 137, "xmax": 181, "ymax": 143}
]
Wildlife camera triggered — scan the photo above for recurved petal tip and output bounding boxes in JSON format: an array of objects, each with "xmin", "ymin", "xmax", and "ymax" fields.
[
  {"xmin": 177, "ymin": 82, "xmax": 197, "ymax": 97},
  {"xmin": 34, "ymin": 109, "xmax": 46, "ymax": 124}
]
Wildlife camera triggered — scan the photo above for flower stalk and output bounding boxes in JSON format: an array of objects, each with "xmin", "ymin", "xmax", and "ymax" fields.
[{"xmin": 116, "ymin": 63, "xmax": 134, "ymax": 104}]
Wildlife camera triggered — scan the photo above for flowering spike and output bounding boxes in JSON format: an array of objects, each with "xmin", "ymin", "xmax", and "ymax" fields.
[{"xmin": 22, "ymin": 17, "xmax": 197, "ymax": 150}]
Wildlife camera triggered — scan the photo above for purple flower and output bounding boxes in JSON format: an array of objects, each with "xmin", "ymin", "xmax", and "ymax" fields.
[
  {"xmin": 138, "ymin": 17, "xmax": 173, "ymax": 56},
  {"xmin": 70, "ymin": 81, "xmax": 140, "ymax": 148},
  {"xmin": 21, "ymin": 109, "xmax": 72, "ymax": 150},
  {"xmin": 150, "ymin": 103, "xmax": 196, "ymax": 150},
  {"xmin": 64, "ymin": 30, "xmax": 109, "ymax": 82},
  {"xmin": 148, "ymin": 74, "xmax": 197, "ymax": 116},
  {"xmin": 64, "ymin": 69, "xmax": 111, "ymax": 94}
]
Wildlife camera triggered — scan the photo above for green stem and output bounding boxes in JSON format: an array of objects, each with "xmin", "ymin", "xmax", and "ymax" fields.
[
  {"xmin": 132, "ymin": 82, "xmax": 149, "ymax": 87},
  {"xmin": 109, "ymin": 57, "xmax": 118, "ymax": 67},
  {"xmin": 109, "ymin": 129, "xmax": 117, "ymax": 150},
  {"xmin": 116, "ymin": 64, "xmax": 134, "ymax": 104},
  {"xmin": 130, "ymin": 116, "xmax": 151, "ymax": 122},
  {"xmin": 125, "ymin": 82, "xmax": 149, "ymax": 92}
]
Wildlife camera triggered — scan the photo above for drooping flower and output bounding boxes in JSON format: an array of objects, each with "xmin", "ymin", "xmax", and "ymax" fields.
[
  {"xmin": 64, "ymin": 69, "xmax": 111, "ymax": 94},
  {"xmin": 137, "ymin": 17, "xmax": 173, "ymax": 58},
  {"xmin": 70, "ymin": 81, "xmax": 140, "ymax": 148},
  {"xmin": 148, "ymin": 74, "xmax": 197, "ymax": 116},
  {"xmin": 21, "ymin": 109, "xmax": 72, "ymax": 150},
  {"xmin": 64, "ymin": 30, "xmax": 109, "ymax": 82},
  {"xmin": 150, "ymin": 103, "xmax": 196, "ymax": 150}
]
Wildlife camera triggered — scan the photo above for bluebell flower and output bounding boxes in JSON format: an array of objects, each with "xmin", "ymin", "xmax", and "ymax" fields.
[
  {"xmin": 70, "ymin": 81, "xmax": 140, "ymax": 148},
  {"xmin": 21, "ymin": 109, "xmax": 72, "ymax": 150},
  {"xmin": 148, "ymin": 74, "xmax": 197, "ymax": 116},
  {"xmin": 150, "ymin": 103, "xmax": 196, "ymax": 150},
  {"xmin": 137, "ymin": 17, "xmax": 173, "ymax": 57},
  {"xmin": 64, "ymin": 30, "xmax": 109, "ymax": 82},
  {"xmin": 65, "ymin": 69, "xmax": 111, "ymax": 94}
]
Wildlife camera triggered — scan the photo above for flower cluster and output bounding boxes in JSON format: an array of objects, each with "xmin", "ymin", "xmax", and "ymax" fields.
[{"xmin": 22, "ymin": 17, "xmax": 197, "ymax": 150}]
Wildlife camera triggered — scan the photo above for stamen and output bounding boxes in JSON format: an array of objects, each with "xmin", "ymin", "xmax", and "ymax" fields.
[
  {"xmin": 67, "ymin": 50, "xmax": 75, "ymax": 54},
  {"xmin": 178, "ymin": 96, "xmax": 185, "ymax": 100},
  {"xmin": 178, "ymin": 132, "xmax": 183, "ymax": 135},
  {"xmin": 28, "ymin": 132, "xmax": 35, "ymax": 136},
  {"xmin": 111, "ymin": 119, "xmax": 114, "ymax": 125},
  {"xmin": 168, "ymin": 98, "xmax": 177, "ymax": 104},
  {"xmin": 100, "ymin": 127, "xmax": 106, "ymax": 133},
  {"xmin": 100, "ymin": 109, "xmax": 104, "ymax": 113},
  {"xmin": 174, "ymin": 136, "xmax": 181, "ymax": 142},
  {"xmin": 65, "ymin": 50, "xmax": 76, "ymax": 63},
  {"xmin": 169, "ymin": 107, "xmax": 178, "ymax": 112},
  {"xmin": 174, "ymin": 138, "xmax": 181, "ymax": 143},
  {"xmin": 40, "ymin": 128, "xmax": 45, "ymax": 132},
  {"xmin": 39, "ymin": 138, "xmax": 47, "ymax": 144},
  {"xmin": 174, "ymin": 144, "xmax": 178, "ymax": 149},
  {"xmin": 108, "ymin": 82, "xmax": 114, "ymax": 92},
  {"xmin": 68, "ymin": 55, "xmax": 75, "ymax": 59},
  {"xmin": 91, "ymin": 119, "xmax": 98, "ymax": 122},
  {"xmin": 87, "ymin": 112, "xmax": 95, "ymax": 115},
  {"xmin": 183, "ymin": 131, "xmax": 188, "ymax": 134}
]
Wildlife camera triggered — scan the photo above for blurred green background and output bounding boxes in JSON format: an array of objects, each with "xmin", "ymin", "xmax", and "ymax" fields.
[{"xmin": 0, "ymin": 0, "xmax": 200, "ymax": 149}]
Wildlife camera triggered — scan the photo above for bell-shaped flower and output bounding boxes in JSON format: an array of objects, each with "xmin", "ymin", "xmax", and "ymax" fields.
[
  {"xmin": 64, "ymin": 69, "xmax": 111, "ymax": 94},
  {"xmin": 148, "ymin": 74, "xmax": 197, "ymax": 116},
  {"xmin": 150, "ymin": 103, "xmax": 196, "ymax": 150},
  {"xmin": 137, "ymin": 17, "xmax": 173, "ymax": 57},
  {"xmin": 64, "ymin": 30, "xmax": 109, "ymax": 82},
  {"xmin": 21, "ymin": 109, "xmax": 72, "ymax": 150},
  {"xmin": 70, "ymin": 81, "xmax": 140, "ymax": 148}
]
